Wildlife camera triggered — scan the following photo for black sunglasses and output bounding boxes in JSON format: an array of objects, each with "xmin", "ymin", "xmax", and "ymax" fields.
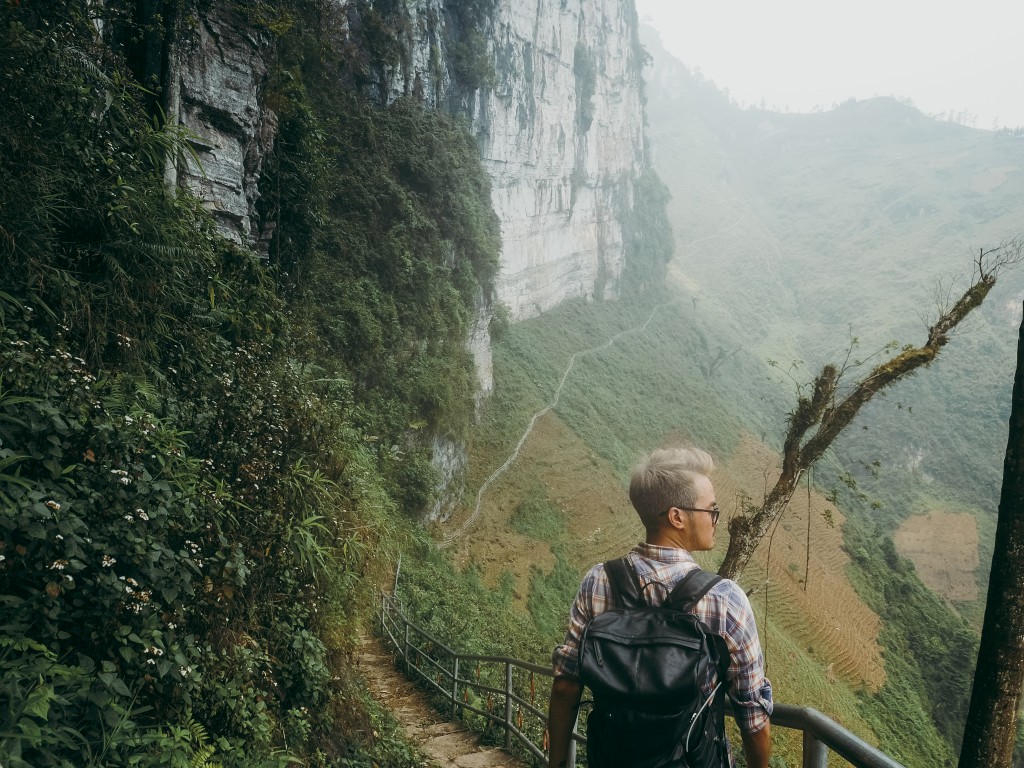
[{"xmin": 660, "ymin": 503, "xmax": 721, "ymax": 526}]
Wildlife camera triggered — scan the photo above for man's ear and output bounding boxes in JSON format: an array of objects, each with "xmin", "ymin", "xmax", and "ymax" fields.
[{"xmin": 666, "ymin": 507, "xmax": 686, "ymax": 530}]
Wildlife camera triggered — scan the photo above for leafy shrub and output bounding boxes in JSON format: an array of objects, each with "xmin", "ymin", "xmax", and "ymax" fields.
[
  {"xmin": 620, "ymin": 169, "xmax": 675, "ymax": 294},
  {"xmin": 260, "ymin": 11, "xmax": 500, "ymax": 511}
]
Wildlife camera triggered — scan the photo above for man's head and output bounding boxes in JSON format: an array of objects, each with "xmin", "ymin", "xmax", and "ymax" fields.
[{"xmin": 629, "ymin": 447, "xmax": 717, "ymax": 546}]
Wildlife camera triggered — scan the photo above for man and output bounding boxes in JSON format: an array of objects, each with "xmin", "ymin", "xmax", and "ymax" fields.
[{"xmin": 547, "ymin": 447, "xmax": 773, "ymax": 767}]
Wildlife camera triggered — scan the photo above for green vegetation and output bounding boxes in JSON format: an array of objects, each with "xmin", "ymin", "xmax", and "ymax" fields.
[
  {"xmin": 473, "ymin": 293, "xmax": 782, "ymax": 480},
  {"xmin": 447, "ymin": 0, "xmax": 498, "ymax": 93},
  {"xmin": 844, "ymin": 516, "xmax": 976, "ymax": 764},
  {"xmin": 573, "ymin": 42, "xmax": 597, "ymax": 133},
  {"xmin": 510, "ymin": 486, "xmax": 566, "ymax": 544},
  {"xmin": 399, "ymin": 543, "xmax": 540, "ymax": 662},
  {"xmin": 262, "ymin": 1, "xmax": 500, "ymax": 507},
  {"xmin": 620, "ymin": 168, "xmax": 676, "ymax": 294},
  {"xmin": 0, "ymin": 1, "xmax": 497, "ymax": 765},
  {"xmin": 526, "ymin": 552, "xmax": 582, "ymax": 640},
  {"xmin": 446, "ymin": 284, "xmax": 980, "ymax": 766}
]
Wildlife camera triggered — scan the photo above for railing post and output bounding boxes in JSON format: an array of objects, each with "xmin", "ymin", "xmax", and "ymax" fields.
[
  {"xmin": 567, "ymin": 711, "xmax": 579, "ymax": 768},
  {"xmin": 404, "ymin": 622, "xmax": 411, "ymax": 675},
  {"xmin": 802, "ymin": 730, "xmax": 828, "ymax": 768},
  {"xmin": 504, "ymin": 661, "xmax": 513, "ymax": 750},
  {"xmin": 451, "ymin": 656, "xmax": 460, "ymax": 720}
]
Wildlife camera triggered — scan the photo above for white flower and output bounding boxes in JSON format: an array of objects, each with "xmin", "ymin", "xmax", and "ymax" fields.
[
  {"xmin": 45, "ymin": 500, "xmax": 61, "ymax": 511},
  {"xmin": 101, "ymin": 555, "xmax": 116, "ymax": 567}
]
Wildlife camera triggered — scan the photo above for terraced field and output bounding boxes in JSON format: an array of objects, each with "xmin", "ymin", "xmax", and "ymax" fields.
[{"xmin": 895, "ymin": 509, "xmax": 980, "ymax": 604}]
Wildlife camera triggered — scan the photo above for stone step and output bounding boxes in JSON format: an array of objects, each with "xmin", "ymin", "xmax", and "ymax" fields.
[{"xmin": 357, "ymin": 637, "xmax": 530, "ymax": 768}]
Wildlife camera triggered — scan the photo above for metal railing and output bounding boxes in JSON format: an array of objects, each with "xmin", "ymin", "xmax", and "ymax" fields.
[{"xmin": 379, "ymin": 593, "xmax": 905, "ymax": 767}]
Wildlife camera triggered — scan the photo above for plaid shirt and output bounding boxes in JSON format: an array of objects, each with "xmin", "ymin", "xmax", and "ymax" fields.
[{"xmin": 552, "ymin": 542, "xmax": 773, "ymax": 735}]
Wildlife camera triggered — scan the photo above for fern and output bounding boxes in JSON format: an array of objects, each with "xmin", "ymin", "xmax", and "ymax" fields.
[{"xmin": 184, "ymin": 717, "xmax": 222, "ymax": 768}]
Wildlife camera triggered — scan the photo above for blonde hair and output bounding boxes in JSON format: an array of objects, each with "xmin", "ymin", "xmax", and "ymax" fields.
[{"xmin": 628, "ymin": 447, "xmax": 714, "ymax": 530}]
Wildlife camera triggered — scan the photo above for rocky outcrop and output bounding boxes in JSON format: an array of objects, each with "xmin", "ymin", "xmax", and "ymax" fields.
[
  {"xmin": 429, "ymin": 435, "xmax": 468, "ymax": 522},
  {"xmin": 172, "ymin": 5, "xmax": 277, "ymax": 248},
  {"xmin": 386, "ymin": 1, "xmax": 648, "ymax": 323},
  {"xmin": 479, "ymin": 1, "xmax": 646, "ymax": 321},
  {"xmin": 171, "ymin": 0, "xmax": 647, "ymax": 327}
]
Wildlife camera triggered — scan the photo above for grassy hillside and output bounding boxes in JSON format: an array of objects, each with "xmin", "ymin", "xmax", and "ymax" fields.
[{"xmin": 643, "ymin": 28, "xmax": 1022, "ymax": 538}]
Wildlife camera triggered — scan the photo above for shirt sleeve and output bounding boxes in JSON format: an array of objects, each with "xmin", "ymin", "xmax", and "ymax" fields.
[
  {"xmin": 551, "ymin": 565, "xmax": 602, "ymax": 679},
  {"xmin": 721, "ymin": 584, "xmax": 774, "ymax": 734}
]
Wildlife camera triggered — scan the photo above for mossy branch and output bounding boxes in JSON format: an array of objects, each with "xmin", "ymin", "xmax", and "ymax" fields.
[{"xmin": 720, "ymin": 240, "xmax": 1023, "ymax": 580}]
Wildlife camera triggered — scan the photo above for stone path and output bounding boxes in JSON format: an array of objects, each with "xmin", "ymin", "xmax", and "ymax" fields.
[{"xmin": 358, "ymin": 637, "xmax": 528, "ymax": 768}]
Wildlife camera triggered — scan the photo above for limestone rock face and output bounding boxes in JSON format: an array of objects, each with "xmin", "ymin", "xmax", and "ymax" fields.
[
  {"xmin": 388, "ymin": 1, "xmax": 647, "ymax": 324},
  {"xmin": 172, "ymin": 1, "xmax": 646, "ymax": 322},
  {"xmin": 175, "ymin": 5, "xmax": 276, "ymax": 247},
  {"xmin": 480, "ymin": 0, "xmax": 645, "ymax": 321},
  {"xmin": 429, "ymin": 434, "xmax": 468, "ymax": 522}
]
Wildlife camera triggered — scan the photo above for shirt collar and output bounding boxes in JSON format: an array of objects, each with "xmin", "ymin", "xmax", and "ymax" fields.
[{"xmin": 631, "ymin": 541, "xmax": 698, "ymax": 564}]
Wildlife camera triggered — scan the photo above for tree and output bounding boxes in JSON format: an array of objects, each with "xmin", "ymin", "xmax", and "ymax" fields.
[
  {"xmin": 957, "ymin": 301, "xmax": 1024, "ymax": 768},
  {"xmin": 718, "ymin": 241, "xmax": 1024, "ymax": 580}
]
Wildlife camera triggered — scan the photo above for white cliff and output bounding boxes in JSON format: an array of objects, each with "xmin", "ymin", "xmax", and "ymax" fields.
[
  {"xmin": 388, "ymin": 1, "xmax": 647, "ymax": 325},
  {"xmin": 172, "ymin": 0, "xmax": 647, "ymax": 353},
  {"xmin": 379, "ymin": 0, "xmax": 647, "ymax": 408},
  {"xmin": 478, "ymin": 1, "xmax": 645, "ymax": 321}
]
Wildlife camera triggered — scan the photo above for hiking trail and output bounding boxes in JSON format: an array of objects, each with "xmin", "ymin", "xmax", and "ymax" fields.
[{"xmin": 358, "ymin": 636, "xmax": 528, "ymax": 768}]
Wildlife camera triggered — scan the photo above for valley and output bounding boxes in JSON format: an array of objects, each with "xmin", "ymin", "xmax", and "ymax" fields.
[{"xmin": 427, "ymin": 26, "xmax": 1024, "ymax": 767}]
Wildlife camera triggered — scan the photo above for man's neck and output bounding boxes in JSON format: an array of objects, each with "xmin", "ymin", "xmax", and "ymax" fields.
[{"xmin": 645, "ymin": 529, "xmax": 693, "ymax": 550}]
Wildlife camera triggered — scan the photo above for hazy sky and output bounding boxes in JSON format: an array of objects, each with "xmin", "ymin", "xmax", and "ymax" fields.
[{"xmin": 635, "ymin": 0, "xmax": 1024, "ymax": 129}]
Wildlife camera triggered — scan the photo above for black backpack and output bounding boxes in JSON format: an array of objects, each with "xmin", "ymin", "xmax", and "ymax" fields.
[{"xmin": 578, "ymin": 557, "xmax": 730, "ymax": 768}]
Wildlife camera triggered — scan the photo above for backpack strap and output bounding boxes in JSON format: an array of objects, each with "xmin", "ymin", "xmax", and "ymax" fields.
[
  {"xmin": 667, "ymin": 566, "xmax": 722, "ymax": 612},
  {"xmin": 671, "ymin": 568, "xmax": 733, "ymax": 717},
  {"xmin": 603, "ymin": 557, "xmax": 644, "ymax": 609}
]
